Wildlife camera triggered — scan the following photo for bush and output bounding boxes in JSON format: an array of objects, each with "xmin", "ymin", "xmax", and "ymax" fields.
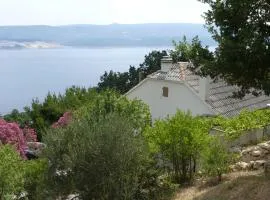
[
  {"xmin": 23, "ymin": 86, "xmax": 98, "ymax": 140},
  {"xmin": 0, "ymin": 119, "xmax": 27, "ymax": 157},
  {"xmin": 144, "ymin": 111, "xmax": 211, "ymax": 184},
  {"xmin": 0, "ymin": 145, "xmax": 25, "ymax": 199},
  {"xmin": 23, "ymin": 159, "xmax": 48, "ymax": 200},
  {"xmin": 201, "ymin": 137, "xmax": 231, "ymax": 183},
  {"xmin": 212, "ymin": 109, "xmax": 270, "ymax": 140},
  {"xmin": 0, "ymin": 145, "xmax": 48, "ymax": 200},
  {"xmin": 51, "ymin": 112, "xmax": 72, "ymax": 128},
  {"xmin": 43, "ymin": 113, "xmax": 150, "ymax": 199},
  {"xmin": 75, "ymin": 90, "xmax": 151, "ymax": 133},
  {"xmin": 42, "ymin": 92, "xmax": 174, "ymax": 199}
]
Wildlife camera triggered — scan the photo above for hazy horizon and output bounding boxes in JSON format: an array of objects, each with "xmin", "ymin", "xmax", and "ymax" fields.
[
  {"xmin": 0, "ymin": 22, "xmax": 206, "ymax": 27},
  {"xmin": 1, "ymin": 0, "xmax": 208, "ymax": 26}
]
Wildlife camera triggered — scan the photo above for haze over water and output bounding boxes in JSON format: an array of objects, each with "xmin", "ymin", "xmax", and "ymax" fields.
[{"xmin": 0, "ymin": 47, "xmax": 171, "ymax": 115}]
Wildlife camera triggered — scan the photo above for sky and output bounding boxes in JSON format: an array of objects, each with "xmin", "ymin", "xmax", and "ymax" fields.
[{"xmin": 0, "ymin": 0, "xmax": 209, "ymax": 26}]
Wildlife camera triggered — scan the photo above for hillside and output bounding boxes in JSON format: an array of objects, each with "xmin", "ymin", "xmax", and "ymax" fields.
[
  {"xmin": 174, "ymin": 171, "xmax": 270, "ymax": 200},
  {"xmin": 0, "ymin": 23, "xmax": 215, "ymax": 47},
  {"xmin": 174, "ymin": 139, "xmax": 270, "ymax": 200}
]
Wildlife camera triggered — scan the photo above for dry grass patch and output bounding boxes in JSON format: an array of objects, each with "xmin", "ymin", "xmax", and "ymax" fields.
[{"xmin": 174, "ymin": 170, "xmax": 270, "ymax": 200}]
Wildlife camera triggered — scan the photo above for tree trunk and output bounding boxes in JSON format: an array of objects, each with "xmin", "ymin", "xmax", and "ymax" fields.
[
  {"xmin": 189, "ymin": 156, "xmax": 192, "ymax": 181},
  {"xmin": 217, "ymin": 171, "xmax": 222, "ymax": 183}
]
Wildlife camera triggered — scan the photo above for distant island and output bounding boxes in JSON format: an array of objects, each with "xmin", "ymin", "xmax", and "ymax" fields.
[
  {"xmin": 0, "ymin": 23, "xmax": 215, "ymax": 48},
  {"xmin": 0, "ymin": 41, "xmax": 62, "ymax": 49}
]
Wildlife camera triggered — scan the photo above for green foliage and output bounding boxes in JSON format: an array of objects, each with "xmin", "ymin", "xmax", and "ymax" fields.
[
  {"xmin": 198, "ymin": 0, "xmax": 270, "ymax": 96},
  {"xmin": 75, "ymin": 90, "xmax": 151, "ymax": 133},
  {"xmin": 139, "ymin": 50, "xmax": 168, "ymax": 76},
  {"xmin": 23, "ymin": 159, "xmax": 48, "ymax": 200},
  {"xmin": 144, "ymin": 111, "xmax": 211, "ymax": 184},
  {"xmin": 170, "ymin": 36, "xmax": 214, "ymax": 73},
  {"xmin": 0, "ymin": 145, "xmax": 48, "ymax": 200},
  {"xmin": 43, "ymin": 113, "xmax": 150, "ymax": 199},
  {"xmin": 0, "ymin": 145, "xmax": 25, "ymax": 199},
  {"xmin": 3, "ymin": 109, "xmax": 31, "ymax": 127},
  {"xmin": 40, "ymin": 93, "xmax": 155, "ymax": 199},
  {"xmin": 212, "ymin": 109, "xmax": 270, "ymax": 140},
  {"xmin": 135, "ymin": 159, "xmax": 177, "ymax": 200},
  {"xmin": 98, "ymin": 50, "xmax": 168, "ymax": 94},
  {"xmin": 98, "ymin": 67, "xmax": 138, "ymax": 94},
  {"xmin": 23, "ymin": 86, "xmax": 98, "ymax": 140},
  {"xmin": 201, "ymin": 137, "xmax": 231, "ymax": 182}
]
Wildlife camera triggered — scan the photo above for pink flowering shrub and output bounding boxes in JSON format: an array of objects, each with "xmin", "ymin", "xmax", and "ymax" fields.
[
  {"xmin": 51, "ymin": 112, "xmax": 72, "ymax": 128},
  {"xmin": 0, "ymin": 118, "xmax": 27, "ymax": 158},
  {"xmin": 23, "ymin": 127, "xmax": 37, "ymax": 142}
]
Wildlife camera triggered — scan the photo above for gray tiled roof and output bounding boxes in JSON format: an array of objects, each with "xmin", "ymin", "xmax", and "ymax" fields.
[{"xmin": 148, "ymin": 63, "xmax": 270, "ymax": 117}]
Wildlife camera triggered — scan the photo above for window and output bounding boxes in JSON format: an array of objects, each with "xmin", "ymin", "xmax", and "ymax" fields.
[{"xmin": 162, "ymin": 87, "xmax": 169, "ymax": 97}]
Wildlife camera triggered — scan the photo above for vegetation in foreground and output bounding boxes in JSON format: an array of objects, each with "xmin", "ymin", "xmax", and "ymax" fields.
[
  {"xmin": 3, "ymin": 92, "xmax": 270, "ymax": 199},
  {"xmin": 1, "ymin": 0, "xmax": 269, "ymax": 198}
]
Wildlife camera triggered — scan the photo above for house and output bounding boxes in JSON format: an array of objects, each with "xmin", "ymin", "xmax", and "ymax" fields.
[{"xmin": 126, "ymin": 56, "xmax": 270, "ymax": 120}]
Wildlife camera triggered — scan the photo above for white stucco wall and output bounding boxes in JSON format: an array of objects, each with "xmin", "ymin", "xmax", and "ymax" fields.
[{"xmin": 126, "ymin": 79, "xmax": 214, "ymax": 120}]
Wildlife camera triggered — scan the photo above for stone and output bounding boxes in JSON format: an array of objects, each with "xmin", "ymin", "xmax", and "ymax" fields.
[
  {"xmin": 229, "ymin": 165, "xmax": 237, "ymax": 172},
  {"xmin": 235, "ymin": 161, "xmax": 249, "ymax": 170},
  {"xmin": 251, "ymin": 150, "xmax": 263, "ymax": 157},
  {"xmin": 253, "ymin": 160, "xmax": 266, "ymax": 170},
  {"xmin": 258, "ymin": 143, "xmax": 270, "ymax": 151},
  {"xmin": 241, "ymin": 147, "xmax": 254, "ymax": 155},
  {"xmin": 66, "ymin": 194, "xmax": 79, "ymax": 200}
]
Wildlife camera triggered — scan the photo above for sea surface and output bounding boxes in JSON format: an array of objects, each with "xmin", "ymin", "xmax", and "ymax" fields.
[{"xmin": 0, "ymin": 47, "xmax": 171, "ymax": 115}]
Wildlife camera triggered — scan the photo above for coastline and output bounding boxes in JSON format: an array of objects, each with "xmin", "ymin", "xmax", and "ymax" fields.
[{"xmin": 0, "ymin": 41, "xmax": 62, "ymax": 49}]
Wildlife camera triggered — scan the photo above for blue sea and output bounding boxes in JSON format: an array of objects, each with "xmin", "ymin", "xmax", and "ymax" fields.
[{"xmin": 0, "ymin": 47, "xmax": 171, "ymax": 114}]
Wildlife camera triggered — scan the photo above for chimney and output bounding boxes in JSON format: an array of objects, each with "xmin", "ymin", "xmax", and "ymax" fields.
[
  {"xmin": 178, "ymin": 62, "xmax": 189, "ymax": 80},
  {"xmin": 161, "ymin": 56, "xmax": 173, "ymax": 72},
  {"xmin": 199, "ymin": 76, "xmax": 210, "ymax": 101}
]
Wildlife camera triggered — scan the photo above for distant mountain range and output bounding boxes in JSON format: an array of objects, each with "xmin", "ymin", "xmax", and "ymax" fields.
[{"xmin": 0, "ymin": 23, "xmax": 215, "ymax": 48}]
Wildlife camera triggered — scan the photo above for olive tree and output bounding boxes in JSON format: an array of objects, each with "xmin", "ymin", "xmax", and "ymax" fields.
[{"xmin": 43, "ymin": 113, "xmax": 149, "ymax": 199}]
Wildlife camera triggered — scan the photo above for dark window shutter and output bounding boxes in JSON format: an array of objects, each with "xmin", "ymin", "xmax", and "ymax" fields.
[{"xmin": 162, "ymin": 87, "xmax": 169, "ymax": 97}]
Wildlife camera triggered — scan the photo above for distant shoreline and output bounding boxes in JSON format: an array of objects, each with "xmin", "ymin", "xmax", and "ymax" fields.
[
  {"xmin": 0, "ymin": 42, "xmax": 216, "ymax": 51},
  {"xmin": 0, "ymin": 23, "xmax": 216, "ymax": 48},
  {"xmin": 0, "ymin": 41, "xmax": 175, "ymax": 50},
  {"xmin": 0, "ymin": 41, "xmax": 62, "ymax": 50}
]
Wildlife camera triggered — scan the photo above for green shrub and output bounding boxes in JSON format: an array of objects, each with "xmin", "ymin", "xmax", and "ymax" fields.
[
  {"xmin": 144, "ymin": 110, "xmax": 211, "ymax": 184},
  {"xmin": 43, "ymin": 113, "xmax": 150, "ymax": 199},
  {"xmin": 201, "ymin": 137, "xmax": 231, "ymax": 183},
  {"xmin": 0, "ymin": 145, "xmax": 49, "ymax": 200},
  {"xmin": 75, "ymin": 90, "xmax": 151, "ymax": 133},
  {"xmin": 0, "ymin": 145, "xmax": 25, "ymax": 199},
  {"xmin": 212, "ymin": 109, "xmax": 270, "ymax": 140},
  {"xmin": 22, "ymin": 86, "xmax": 98, "ymax": 140},
  {"xmin": 23, "ymin": 159, "xmax": 48, "ymax": 200}
]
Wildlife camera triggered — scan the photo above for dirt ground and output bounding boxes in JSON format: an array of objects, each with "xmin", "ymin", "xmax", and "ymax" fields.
[{"xmin": 173, "ymin": 170, "xmax": 270, "ymax": 200}]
